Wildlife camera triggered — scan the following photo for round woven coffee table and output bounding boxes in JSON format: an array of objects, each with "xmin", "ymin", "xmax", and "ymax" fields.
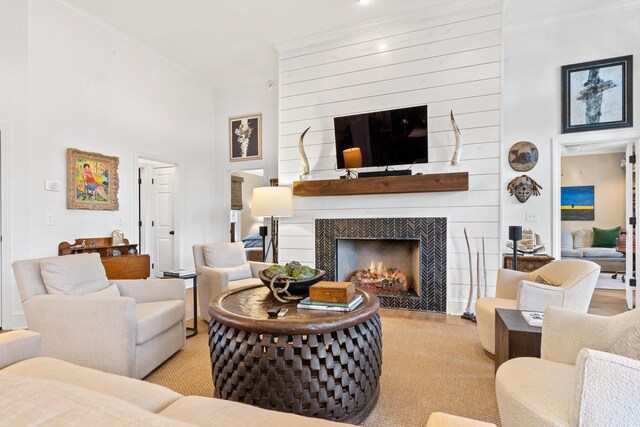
[{"xmin": 208, "ymin": 285, "xmax": 381, "ymax": 423}]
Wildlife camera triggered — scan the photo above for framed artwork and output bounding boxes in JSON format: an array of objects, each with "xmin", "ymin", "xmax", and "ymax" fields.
[
  {"xmin": 561, "ymin": 55, "xmax": 633, "ymax": 133},
  {"xmin": 67, "ymin": 148, "xmax": 119, "ymax": 211},
  {"xmin": 508, "ymin": 141, "xmax": 539, "ymax": 172},
  {"xmin": 229, "ymin": 113, "xmax": 262, "ymax": 161},
  {"xmin": 561, "ymin": 186, "xmax": 594, "ymax": 221}
]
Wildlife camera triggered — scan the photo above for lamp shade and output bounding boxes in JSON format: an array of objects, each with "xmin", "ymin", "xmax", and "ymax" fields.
[{"xmin": 252, "ymin": 186, "xmax": 293, "ymax": 218}]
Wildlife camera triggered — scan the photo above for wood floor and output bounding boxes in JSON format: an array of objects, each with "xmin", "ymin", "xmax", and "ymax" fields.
[{"xmin": 185, "ymin": 287, "xmax": 630, "ymax": 326}]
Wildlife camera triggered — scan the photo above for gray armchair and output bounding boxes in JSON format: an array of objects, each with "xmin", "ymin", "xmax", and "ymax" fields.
[
  {"xmin": 12, "ymin": 253, "xmax": 185, "ymax": 379},
  {"xmin": 193, "ymin": 242, "xmax": 272, "ymax": 323}
]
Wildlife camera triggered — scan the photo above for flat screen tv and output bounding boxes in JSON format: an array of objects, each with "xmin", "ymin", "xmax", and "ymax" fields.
[{"xmin": 334, "ymin": 105, "xmax": 428, "ymax": 170}]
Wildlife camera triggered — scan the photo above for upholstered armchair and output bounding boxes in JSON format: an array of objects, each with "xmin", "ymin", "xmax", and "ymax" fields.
[
  {"xmin": 12, "ymin": 253, "xmax": 185, "ymax": 379},
  {"xmin": 476, "ymin": 259, "xmax": 600, "ymax": 354},
  {"xmin": 496, "ymin": 307, "xmax": 640, "ymax": 426},
  {"xmin": 193, "ymin": 242, "xmax": 272, "ymax": 323}
]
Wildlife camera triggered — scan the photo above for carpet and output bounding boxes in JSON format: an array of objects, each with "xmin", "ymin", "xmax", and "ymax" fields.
[
  {"xmin": 145, "ymin": 314, "xmax": 501, "ymax": 426},
  {"xmin": 596, "ymin": 272, "xmax": 626, "ymax": 290}
]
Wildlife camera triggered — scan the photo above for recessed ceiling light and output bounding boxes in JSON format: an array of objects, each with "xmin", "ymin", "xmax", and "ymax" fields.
[{"xmin": 359, "ymin": 0, "xmax": 371, "ymax": 4}]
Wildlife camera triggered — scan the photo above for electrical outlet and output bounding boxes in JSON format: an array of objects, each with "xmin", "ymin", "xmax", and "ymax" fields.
[{"xmin": 526, "ymin": 211, "xmax": 539, "ymax": 222}]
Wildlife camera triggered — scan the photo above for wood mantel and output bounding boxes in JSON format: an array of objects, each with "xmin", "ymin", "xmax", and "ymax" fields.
[{"xmin": 293, "ymin": 172, "xmax": 469, "ymax": 197}]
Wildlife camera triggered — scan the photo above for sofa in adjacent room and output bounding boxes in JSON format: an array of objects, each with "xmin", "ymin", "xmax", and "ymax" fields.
[{"xmin": 561, "ymin": 229, "xmax": 624, "ymax": 272}]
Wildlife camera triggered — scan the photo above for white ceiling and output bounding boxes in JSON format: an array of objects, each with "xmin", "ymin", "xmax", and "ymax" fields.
[{"xmin": 63, "ymin": 0, "xmax": 440, "ymax": 89}]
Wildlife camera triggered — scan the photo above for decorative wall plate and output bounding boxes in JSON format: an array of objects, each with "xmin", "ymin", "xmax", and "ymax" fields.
[{"xmin": 508, "ymin": 141, "xmax": 539, "ymax": 172}]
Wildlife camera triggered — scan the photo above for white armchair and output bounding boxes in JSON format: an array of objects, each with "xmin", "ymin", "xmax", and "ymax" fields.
[
  {"xmin": 476, "ymin": 259, "xmax": 600, "ymax": 354},
  {"xmin": 496, "ymin": 307, "xmax": 640, "ymax": 426},
  {"xmin": 193, "ymin": 242, "xmax": 272, "ymax": 323},
  {"xmin": 12, "ymin": 253, "xmax": 185, "ymax": 379}
]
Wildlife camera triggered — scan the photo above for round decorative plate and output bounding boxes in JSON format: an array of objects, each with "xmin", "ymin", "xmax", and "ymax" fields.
[
  {"xmin": 509, "ymin": 141, "xmax": 539, "ymax": 172},
  {"xmin": 258, "ymin": 269, "xmax": 325, "ymax": 295}
]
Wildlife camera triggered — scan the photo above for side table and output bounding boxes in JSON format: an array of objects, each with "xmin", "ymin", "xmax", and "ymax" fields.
[
  {"xmin": 495, "ymin": 308, "xmax": 541, "ymax": 372},
  {"xmin": 502, "ymin": 254, "xmax": 554, "ymax": 272},
  {"xmin": 162, "ymin": 272, "xmax": 200, "ymax": 338}
]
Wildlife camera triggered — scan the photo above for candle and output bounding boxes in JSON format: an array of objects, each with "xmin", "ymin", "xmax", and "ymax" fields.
[{"xmin": 343, "ymin": 148, "xmax": 362, "ymax": 169}]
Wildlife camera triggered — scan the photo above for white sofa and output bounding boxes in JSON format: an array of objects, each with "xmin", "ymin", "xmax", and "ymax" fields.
[
  {"xmin": 561, "ymin": 229, "xmax": 624, "ymax": 272},
  {"xmin": 193, "ymin": 242, "xmax": 271, "ymax": 323},
  {"xmin": 476, "ymin": 259, "xmax": 600, "ymax": 355},
  {"xmin": 0, "ymin": 330, "xmax": 345, "ymax": 426},
  {"xmin": 496, "ymin": 307, "xmax": 640, "ymax": 426},
  {"xmin": 12, "ymin": 253, "xmax": 186, "ymax": 379}
]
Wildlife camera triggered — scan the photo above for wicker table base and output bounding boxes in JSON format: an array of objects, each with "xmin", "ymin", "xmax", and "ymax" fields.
[{"xmin": 208, "ymin": 285, "xmax": 382, "ymax": 423}]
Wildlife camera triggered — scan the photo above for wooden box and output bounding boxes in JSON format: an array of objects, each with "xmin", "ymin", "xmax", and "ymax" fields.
[{"xmin": 309, "ymin": 281, "xmax": 355, "ymax": 304}]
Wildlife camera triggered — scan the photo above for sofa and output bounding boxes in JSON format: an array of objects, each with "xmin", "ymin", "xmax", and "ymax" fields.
[
  {"xmin": 561, "ymin": 229, "xmax": 624, "ymax": 272},
  {"xmin": 0, "ymin": 331, "xmax": 492, "ymax": 426},
  {"xmin": 0, "ymin": 330, "xmax": 345, "ymax": 426}
]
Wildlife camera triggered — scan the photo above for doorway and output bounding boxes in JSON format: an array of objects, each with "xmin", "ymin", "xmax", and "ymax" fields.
[
  {"xmin": 229, "ymin": 169, "xmax": 265, "ymax": 261},
  {"xmin": 553, "ymin": 132, "xmax": 640, "ymax": 309},
  {"xmin": 138, "ymin": 158, "xmax": 178, "ymax": 277}
]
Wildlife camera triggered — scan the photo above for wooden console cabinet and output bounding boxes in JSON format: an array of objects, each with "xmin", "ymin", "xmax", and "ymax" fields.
[
  {"xmin": 503, "ymin": 254, "xmax": 555, "ymax": 272},
  {"xmin": 59, "ymin": 237, "xmax": 150, "ymax": 280}
]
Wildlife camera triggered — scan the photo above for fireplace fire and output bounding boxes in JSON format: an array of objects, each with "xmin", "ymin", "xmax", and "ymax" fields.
[{"xmin": 351, "ymin": 260, "xmax": 411, "ymax": 295}]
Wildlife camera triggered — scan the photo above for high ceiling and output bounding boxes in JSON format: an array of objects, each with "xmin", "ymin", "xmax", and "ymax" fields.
[{"xmin": 63, "ymin": 0, "xmax": 439, "ymax": 88}]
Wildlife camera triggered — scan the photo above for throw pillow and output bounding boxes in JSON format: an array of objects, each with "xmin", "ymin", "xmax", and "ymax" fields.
[
  {"xmin": 202, "ymin": 242, "xmax": 247, "ymax": 268},
  {"xmin": 534, "ymin": 275, "xmax": 560, "ymax": 287},
  {"xmin": 217, "ymin": 263, "xmax": 252, "ymax": 281},
  {"xmin": 573, "ymin": 229, "xmax": 593, "ymax": 249},
  {"xmin": 40, "ymin": 253, "xmax": 110, "ymax": 295},
  {"xmin": 609, "ymin": 324, "xmax": 640, "ymax": 361},
  {"xmin": 592, "ymin": 226, "xmax": 621, "ymax": 248},
  {"xmin": 83, "ymin": 284, "xmax": 121, "ymax": 298}
]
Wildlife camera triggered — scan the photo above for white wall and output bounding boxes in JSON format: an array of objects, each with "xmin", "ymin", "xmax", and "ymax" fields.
[
  {"xmin": 214, "ymin": 79, "xmax": 279, "ymax": 240},
  {"xmin": 0, "ymin": 0, "xmax": 217, "ymax": 328},
  {"xmin": 276, "ymin": 0, "xmax": 502, "ymax": 314},
  {"xmin": 561, "ymin": 152, "xmax": 626, "ymax": 233},
  {"xmin": 502, "ymin": 0, "xmax": 640, "ymax": 255}
]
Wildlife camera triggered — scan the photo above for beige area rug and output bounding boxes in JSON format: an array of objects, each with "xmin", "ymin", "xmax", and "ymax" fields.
[{"xmin": 145, "ymin": 315, "xmax": 500, "ymax": 426}]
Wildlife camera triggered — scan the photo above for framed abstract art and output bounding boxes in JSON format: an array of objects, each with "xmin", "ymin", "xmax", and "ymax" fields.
[
  {"xmin": 561, "ymin": 55, "xmax": 633, "ymax": 133},
  {"xmin": 67, "ymin": 148, "xmax": 119, "ymax": 211}
]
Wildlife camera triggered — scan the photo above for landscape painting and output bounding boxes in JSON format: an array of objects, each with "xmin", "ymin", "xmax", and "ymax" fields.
[{"xmin": 561, "ymin": 186, "xmax": 594, "ymax": 221}]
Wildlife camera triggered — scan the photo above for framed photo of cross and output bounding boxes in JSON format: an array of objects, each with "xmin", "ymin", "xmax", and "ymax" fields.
[{"xmin": 561, "ymin": 55, "xmax": 633, "ymax": 133}]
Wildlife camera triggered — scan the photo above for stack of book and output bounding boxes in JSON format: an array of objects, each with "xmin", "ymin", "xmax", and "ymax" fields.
[
  {"xmin": 163, "ymin": 269, "xmax": 196, "ymax": 278},
  {"xmin": 298, "ymin": 281, "xmax": 362, "ymax": 312}
]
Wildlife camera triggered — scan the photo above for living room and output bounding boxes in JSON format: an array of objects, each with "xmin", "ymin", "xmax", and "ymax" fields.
[{"xmin": 1, "ymin": 0, "xmax": 639, "ymax": 425}]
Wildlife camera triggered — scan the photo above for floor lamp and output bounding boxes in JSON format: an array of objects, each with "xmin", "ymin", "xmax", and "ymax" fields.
[{"xmin": 252, "ymin": 186, "xmax": 293, "ymax": 264}]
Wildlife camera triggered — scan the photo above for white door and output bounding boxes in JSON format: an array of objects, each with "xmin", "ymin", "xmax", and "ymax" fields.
[{"xmin": 153, "ymin": 166, "xmax": 176, "ymax": 276}]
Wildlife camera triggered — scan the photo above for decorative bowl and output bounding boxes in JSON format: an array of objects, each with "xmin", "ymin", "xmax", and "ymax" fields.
[{"xmin": 258, "ymin": 269, "xmax": 325, "ymax": 295}]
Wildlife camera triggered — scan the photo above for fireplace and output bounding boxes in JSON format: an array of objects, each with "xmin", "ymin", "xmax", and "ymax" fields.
[{"xmin": 315, "ymin": 218, "xmax": 447, "ymax": 312}]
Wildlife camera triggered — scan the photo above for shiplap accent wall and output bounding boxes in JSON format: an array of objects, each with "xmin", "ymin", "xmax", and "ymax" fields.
[{"xmin": 277, "ymin": 0, "xmax": 502, "ymax": 314}]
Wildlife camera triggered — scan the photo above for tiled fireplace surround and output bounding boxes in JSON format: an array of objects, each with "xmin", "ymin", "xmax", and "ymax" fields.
[{"xmin": 315, "ymin": 218, "xmax": 447, "ymax": 312}]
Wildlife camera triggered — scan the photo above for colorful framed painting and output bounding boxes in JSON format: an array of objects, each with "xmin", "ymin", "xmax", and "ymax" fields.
[
  {"xmin": 67, "ymin": 148, "xmax": 119, "ymax": 211},
  {"xmin": 229, "ymin": 113, "xmax": 262, "ymax": 161},
  {"xmin": 561, "ymin": 55, "xmax": 633, "ymax": 133},
  {"xmin": 561, "ymin": 186, "xmax": 594, "ymax": 221}
]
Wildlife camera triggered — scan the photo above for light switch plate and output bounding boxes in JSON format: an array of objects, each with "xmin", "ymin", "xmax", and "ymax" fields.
[
  {"xmin": 526, "ymin": 211, "xmax": 539, "ymax": 222},
  {"xmin": 45, "ymin": 179, "xmax": 61, "ymax": 191}
]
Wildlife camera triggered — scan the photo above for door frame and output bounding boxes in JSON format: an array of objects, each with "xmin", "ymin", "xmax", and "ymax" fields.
[
  {"xmin": 134, "ymin": 151, "xmax": 182, "ymax": 275},
  {"xmin": 0, "ymin": 123, "xmax": 11, "ymax": 328},
  {"xmin": 551, "ymin": 129, "xmax": 640, "ymax": 260}
]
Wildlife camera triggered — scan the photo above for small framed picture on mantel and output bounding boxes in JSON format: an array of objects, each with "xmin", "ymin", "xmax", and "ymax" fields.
[
  {"xmin": 561, "ymin": 55, "xmax": 633, "ymax": 133},
  {"xmin": 229, "ymin": 113, "xmax": 262, "ymax": 161}
]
